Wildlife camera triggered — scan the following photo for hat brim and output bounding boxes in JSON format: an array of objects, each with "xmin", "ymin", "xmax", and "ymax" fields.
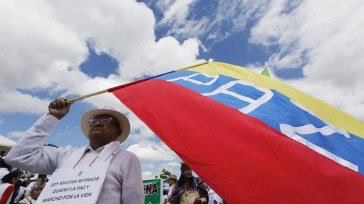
[
  {"xmin": 168, "ymin": 174, "xmax": 177, "ymax": 180},
  {"xmin": 81, "ymin": 108, "xmax": 130, "ymax": 143}
]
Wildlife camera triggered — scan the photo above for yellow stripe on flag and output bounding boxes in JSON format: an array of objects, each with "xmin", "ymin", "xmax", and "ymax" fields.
[{"xmin": 191, "ymin": 61, "xmax": 364, "ymax": 138}]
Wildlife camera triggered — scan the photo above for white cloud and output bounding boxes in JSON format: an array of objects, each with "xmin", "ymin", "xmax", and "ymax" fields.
[
  {"xmin": 142, "ymin": 171, "xmax": 154, "ymax": 180},
  {"xmin": 286, "ymin": 79, "xmax": 364, "ymax": 120},
  {"xmin": 129, "ymin": 124, "xmax": 156, "ymax": 140},
  {"xmin": 0, "ymin": 0, "xmax": 202, "ymax": 179},
  {"xmin": 0, "ymin": 0, "xmax": 201, "ymax": 114},
  {"xmin": 0, "ymin": 90, "xmax": 49, "ymax": 114},
  {"xmin": 119, "ymin": 36, "xmax": 202, "ymax": 80},
  {"xmin": 142, "ymin": 163, "xmax": 155, "ymax": 169},
  {"xmin": 127, "ymin": 140, "xmax": 177, "ymax": 162},
  {"xmin": 1, "ymin": 1, "xmax": 88, "ymax": 91},
  {"xmin": 249, "ymin": 0, "xmax": 364, "ymax": 120},
  {"xmin": 157, "ymin": 0, "xmax": 268, "ymax": 49},
  {"xmin": 159, "ymin": 0, "xmax": 196, "ymax": 26},
  {"xmin": 166, "ymin": 161, "xmax": 181, "ymax": 167}
]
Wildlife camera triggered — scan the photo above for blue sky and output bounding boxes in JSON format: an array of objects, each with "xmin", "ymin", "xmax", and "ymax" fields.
[{"xmin": 1, "ymin": 0, "xmax": 363, "ymax": 179}]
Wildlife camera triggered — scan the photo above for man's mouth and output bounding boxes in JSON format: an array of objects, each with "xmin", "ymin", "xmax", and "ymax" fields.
[{"xmin": 91, "ymin": 127, "xmax": 103, "ymax": 132}]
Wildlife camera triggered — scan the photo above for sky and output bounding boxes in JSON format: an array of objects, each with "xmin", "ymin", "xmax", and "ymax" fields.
[{"xmin": 0, "ymin": 0, "xmax": 363, "ymax": 180}]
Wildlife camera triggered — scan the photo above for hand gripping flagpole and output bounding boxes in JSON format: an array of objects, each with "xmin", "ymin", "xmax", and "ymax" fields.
[{"xmin": 68, "ymin": 60, "xmax": 212, "ymax": 104}]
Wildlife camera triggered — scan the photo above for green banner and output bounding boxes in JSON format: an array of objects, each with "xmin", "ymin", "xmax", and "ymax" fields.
[{"xmin": 143, "ymin": 179, "xmax": 163, "ymax": 204}]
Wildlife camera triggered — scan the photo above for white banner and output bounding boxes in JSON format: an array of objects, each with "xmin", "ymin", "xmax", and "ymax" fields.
[{"xmin": 37, "ymin": 162, "xmax": 108, "ymax": 204}]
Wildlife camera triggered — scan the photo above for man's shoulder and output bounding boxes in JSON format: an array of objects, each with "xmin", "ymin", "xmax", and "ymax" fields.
[
  {"xmin": 113, "ymin": 149, "xmax": 141, "ymax": 166},
  {"xmin": 118, "ymin": 149, "xmax": 138, "ymax": 158},
  {"xmin": 0, "ymin": 183, "xmax": 12, "ymax": 190}
]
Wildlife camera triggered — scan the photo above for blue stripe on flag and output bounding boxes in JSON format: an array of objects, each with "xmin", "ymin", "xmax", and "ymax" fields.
[{"xmin": 158, "ymin": 70, "xmax": 364, "ymax": 174}]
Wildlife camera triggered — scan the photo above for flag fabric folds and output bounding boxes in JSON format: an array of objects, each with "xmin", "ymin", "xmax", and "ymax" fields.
[{"xmin": 112, "ymin": 61, "xmax": 364, "ymax": 203}]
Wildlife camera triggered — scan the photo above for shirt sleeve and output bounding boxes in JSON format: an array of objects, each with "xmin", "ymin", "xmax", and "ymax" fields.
[
  {"xmin": 5, "ymin": 114, "xmax": 74, "ymax": 174},
  {"xmin": 18, "ymin": 200, "xmax": 26, "ymax": 204},
  {"xmin": 25, "ymin": 182, "xmax": 35, "ymax": 192},
  {"xmin": 121, "ymin": 152, "xmax": 144, "ymax": 204}
]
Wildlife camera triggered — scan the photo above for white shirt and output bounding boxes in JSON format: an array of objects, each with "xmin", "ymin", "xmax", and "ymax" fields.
[
  {"xmin": 0, "ymin": 168, "xmax": 9, "ymax": 182},
  {"xmin": 18, "ymin": 196, "xmax": 36, "ymax": 204},
  {"xmin": 25, "ymin": 180, "xmax": 44, "ymax": 192},
  {"xmin": 25, "ymin": 181, "xmax": 35, "ymax": 192},
  {"xmin": 5, "ymin": 113, "xmax": 144, "ymax": 204},
  {"xmin": 0, "ymin": 183, "xmax": 13, "ymax": 204},
  {"xmin": 207, "ymin": 188, "xmax": 215, "ymax": 204},
  {"xmin": 167, "ymin": 184, "xmax": 175, "ymax": 196},
  {"xmin": 213, "ymin": 193, "xmax": 224, "ymax": 204},
  {"xmin": 14, "ymin": 186, "xmax": 26, "ymax": 203}
]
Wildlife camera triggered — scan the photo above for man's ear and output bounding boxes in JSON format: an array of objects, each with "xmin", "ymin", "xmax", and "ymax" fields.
[{"xmin": 114, "ymin": 128, "xmax": 122, "ymax": 140}]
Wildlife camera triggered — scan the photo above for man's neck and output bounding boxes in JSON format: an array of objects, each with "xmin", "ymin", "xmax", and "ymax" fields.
[{"xmin": 90, "ymin": 141, "xmax": 110, "ymax": 150}]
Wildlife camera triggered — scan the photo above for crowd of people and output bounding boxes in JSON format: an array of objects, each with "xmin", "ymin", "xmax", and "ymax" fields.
[
  {"xmin": 1, "ymin": 158, "xmax": 225, "ymax": 204},
  {"xmin": 0, "ymin": 154, "xmax": 45, "ymax": 204}
]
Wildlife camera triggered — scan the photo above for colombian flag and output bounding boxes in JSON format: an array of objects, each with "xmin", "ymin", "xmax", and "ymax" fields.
[{"xmin": 112, "ymin": 61, "xmax": 364, "ymax": 203}]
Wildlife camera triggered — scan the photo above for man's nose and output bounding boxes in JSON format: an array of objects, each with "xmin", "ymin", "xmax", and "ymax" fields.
[{"xmin": 92, "ymin": 120, "xmax": 104, "ymax": 126}]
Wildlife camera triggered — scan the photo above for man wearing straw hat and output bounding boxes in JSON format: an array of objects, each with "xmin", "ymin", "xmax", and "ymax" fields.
[{"xmin": 5, "ymin": 98, "xmax": 144, "ymax": 204}]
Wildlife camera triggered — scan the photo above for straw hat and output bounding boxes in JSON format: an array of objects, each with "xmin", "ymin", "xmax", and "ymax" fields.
[
  {"xmin": 169, "ymin": 174, "xmax": 177, "ymax": 180},
  {"xmin": 81, "ymin": 107, "xmax": 130, "ymax": 143}
]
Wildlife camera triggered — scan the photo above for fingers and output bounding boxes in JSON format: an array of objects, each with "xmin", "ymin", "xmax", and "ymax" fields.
[
  {"xmin": 49, "ymin": 98, "xmax": 70, "ymax": 109},
  {"xmin": 48, "ymin": 98, "xmax": 71, "ymax": 120}
]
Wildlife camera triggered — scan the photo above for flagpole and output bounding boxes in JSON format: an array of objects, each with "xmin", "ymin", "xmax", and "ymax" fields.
[
  {"xmin": 68, "ymin": 60, "xmax": 210, "ymax": 103},
  {"xmin": 68, "ymin": 90, "xmax": 109, "ymax": 104}
]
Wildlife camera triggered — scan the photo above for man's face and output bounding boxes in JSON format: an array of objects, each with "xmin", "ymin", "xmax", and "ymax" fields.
[
  {"xmin": 12, "ymin": 176, "xmax": 19, "ymax": 185},
  {"xmin": 168, "ymin": 179, "xmax": 176, "ymax": 186},
  {"xmin": 31, "ymin": 187, "xmax": 43, "ymax": 200},
  {"xmin": 38, "ymin": 175, "xmax": 47, "ymax": 182},
  {"xmin": 88, "ymin": 114, "xmax": 121, "ymax": 145}
]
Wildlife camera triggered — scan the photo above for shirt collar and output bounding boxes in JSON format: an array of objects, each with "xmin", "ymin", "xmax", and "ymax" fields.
[
  {"xmin": 86, "ymin": 145, "xmax": 105, "ymax": 154},
  {"xmin": 86, "ymin": 141, "xmax": 117, "ymax": 153}
]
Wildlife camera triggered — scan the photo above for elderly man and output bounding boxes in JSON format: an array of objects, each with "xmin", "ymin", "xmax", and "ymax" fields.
[{"xmin": 5, "ymin": 98, "xmax": 144, "ymax": 204}]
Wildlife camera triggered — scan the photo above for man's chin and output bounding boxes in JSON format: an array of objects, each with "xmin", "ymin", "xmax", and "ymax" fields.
[{"xmin": 89, "ymin": 132, "xmax": 103, "ymax": 139}]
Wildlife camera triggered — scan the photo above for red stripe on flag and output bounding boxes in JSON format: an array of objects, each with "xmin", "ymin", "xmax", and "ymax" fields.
[{"xmin": 113, "ymin": 79, "xmax": 364, "ymax": 204}]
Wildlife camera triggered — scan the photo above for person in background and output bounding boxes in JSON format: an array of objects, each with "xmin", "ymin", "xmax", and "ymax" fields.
[
  {"xmin": 23, "ymin": 177, "xmax": 34, "ymax": 189},
  {"xmin": 163, "ymin": 188, "xmax": 169, "ymax": 204},
  {"xmin": 0, "ymin": 152, "xmax": 5, "ymax": 160},
  {"xmin": 10, "ymin": 180, "xmax": 27, "ymax": 204},
  {"xmin": 0, "ymin": 160, "xmax": 11, "ymax": 183},
  {"xmin": 5, "ymin": 98, "xmax": 144, "ymax": 204},
  {"xmin": 18, "ymin": 186, "xmax": 44, "ymax": 204},
  {"xmin": 7, "ymin": 169, "xmax": 23, "ymax": 204},
  {"xmin": 207, "ymin": 186, "xmax": 215, "ymax": 204},
  {"xmin": 168, "ymin": 163, "xmax": 208, "ymax": 204},
  {"xmin": 213, "ymin": 193, "xmax": 225, "ymax": 204},
  {"xmin": 0, "ymin": 171, "xmax": 20, "ymax": 204},
  {"xmin": 164, "ymin": 174, "xmax": 177, "ymax": 204},
  {"xmin": 23, "ymin": 174, "xmax": 47, "ymax": 198},
  {"xmin": 167, "ymin": 174, "xmax": 177, "ymax": 198}
]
